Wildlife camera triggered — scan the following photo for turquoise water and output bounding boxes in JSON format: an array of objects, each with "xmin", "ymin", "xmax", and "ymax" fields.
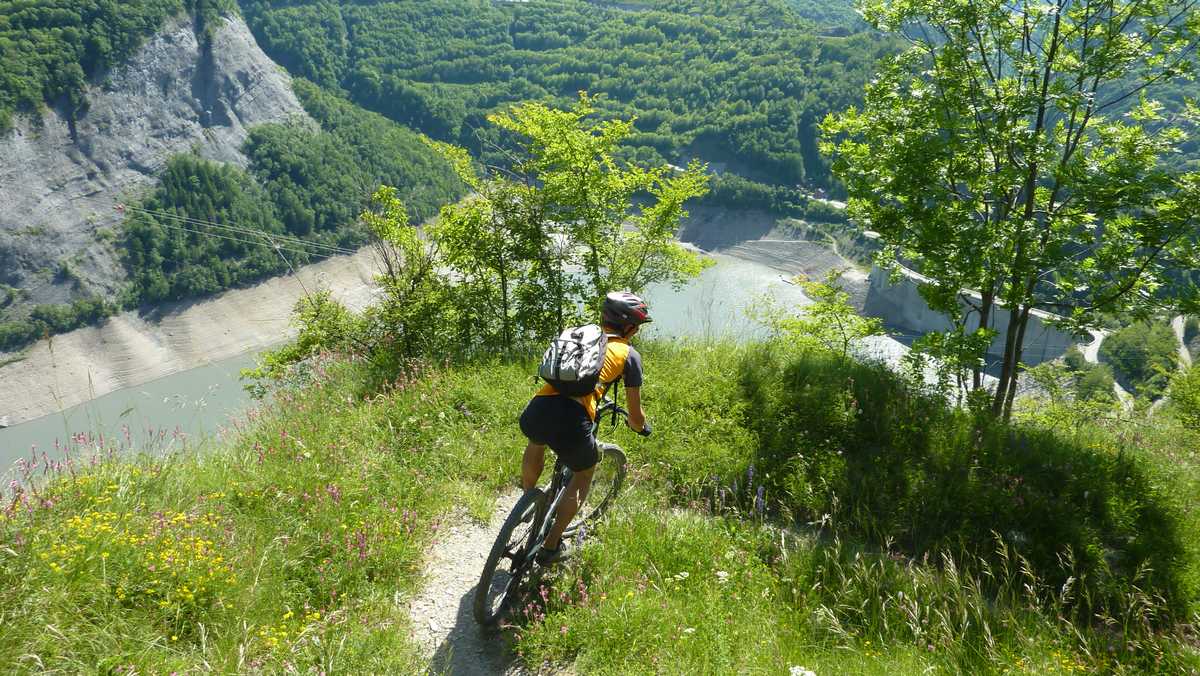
[
  {"xmin": 642, "ymin": 251, "xmax": 810, "ymax": 340},
  {"xmin": 0, "ymin": 351, "xmax": 260, "ymax": 476},
  {"xmin": 0, "ymin": 251, "xmax": 808, "ymax": 475}
]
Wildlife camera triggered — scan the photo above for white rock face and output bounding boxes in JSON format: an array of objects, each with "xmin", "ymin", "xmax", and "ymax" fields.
[{"xmin": 0, "ymin": 14, "xmax": 311, "ymax": 308}]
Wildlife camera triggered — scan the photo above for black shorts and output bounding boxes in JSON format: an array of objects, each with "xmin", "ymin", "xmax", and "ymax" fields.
[{"xmin": 519, "ymin": 395, "xmax": 599, "ymax": 472}]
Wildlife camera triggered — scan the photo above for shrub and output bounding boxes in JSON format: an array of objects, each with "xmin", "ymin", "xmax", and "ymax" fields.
[
  {"xmin": 1061, "ymin": 345, "xmax": 1117, "ymax": 402},
  {"xmin": 1075, "ymin": 362, "xmax": 1117, "ymax": 402},
  {"xmin": 1099, "ymin": 321, "xmax": 1179, "ymax": 398},
  {"xmin": 739, "ymin": 345, "xmax": 1191, "ymax": 622},
  {"xmin": 1168, "ymin": 364, "xmax": 1200, "ymax": 430},
  {"xmin": 0, "ymin": 320, "xmax": 41, "ymax": 351}
]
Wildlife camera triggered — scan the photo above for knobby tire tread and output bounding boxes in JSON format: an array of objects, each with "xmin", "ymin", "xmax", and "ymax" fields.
[{"xmin": 474, "ymin": 488, "xmax": 546, "ymax": 627}]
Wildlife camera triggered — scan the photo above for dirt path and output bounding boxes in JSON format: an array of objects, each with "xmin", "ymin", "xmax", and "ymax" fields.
[{"xmin": 408, "ymin": 490, "xmax": 530, "ymax": 676}]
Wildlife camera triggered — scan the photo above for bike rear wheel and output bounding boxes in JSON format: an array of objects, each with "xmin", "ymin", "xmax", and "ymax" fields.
[
  {"xmin": 474, "ymin": 488, "xmax": 547, "ymax": 627},
  {"xmin": 564, "ymin": 443, "xmax": 626, "ymax": 537}
]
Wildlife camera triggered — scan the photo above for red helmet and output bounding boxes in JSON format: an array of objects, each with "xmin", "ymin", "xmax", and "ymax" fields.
[{"xmin": 602, "ymin": 291, "xmax": 652, "ymax": 327}]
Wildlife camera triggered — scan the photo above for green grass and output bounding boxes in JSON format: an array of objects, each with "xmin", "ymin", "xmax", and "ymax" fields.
[
  {"xmin": 523, "ymin": 341, "xmax": 1200, "ymax": 674},
  {"xmin": 1, "ymin": 340, "xmax": 1198, "ymax": 672},
  {"xmin": 0, "ymin": 353, "xmax": 526, "ymax": 672}
]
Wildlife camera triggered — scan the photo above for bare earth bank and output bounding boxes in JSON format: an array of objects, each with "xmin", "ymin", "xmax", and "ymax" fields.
[{"xmin": 0, "ymin": 249, "xmax": 379, "ymax": 427}]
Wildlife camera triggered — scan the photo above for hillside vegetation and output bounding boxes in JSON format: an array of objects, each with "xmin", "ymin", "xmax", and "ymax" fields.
[
  {"xmin": 120, "ymin": 81, "xmax": 463, "ymax": 306},
  {"xmin": 1, "ymin": 87, "xmax": 463, "ymax": 349},
  {"xmin": 241, "ymin": 0, "xmax": 894, "ymax": 192},
  {"xmin": 2, "ymin": 336, "xmax": 1198, "ymax": 672}
]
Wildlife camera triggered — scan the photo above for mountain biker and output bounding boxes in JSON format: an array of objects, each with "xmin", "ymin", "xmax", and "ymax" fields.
[{"xmin": 518, "ymin": 291, "xmax": 652, "ymax": 564}]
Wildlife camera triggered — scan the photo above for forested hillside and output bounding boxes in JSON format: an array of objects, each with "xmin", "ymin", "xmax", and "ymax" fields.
[
  {"xmin": 0, "ymin": 0, "xmax": 234, "ymax": 131},
  {"xmin": 0, "ymin": 3, "xmax": 463, "ymax": 350},
  {"xmin": 121, "ymin": 81, "xmax": 462, "ymax": 306},
  {"xmin": 240, "ymin": 0, "xmax": 894, "ymax": 191}
]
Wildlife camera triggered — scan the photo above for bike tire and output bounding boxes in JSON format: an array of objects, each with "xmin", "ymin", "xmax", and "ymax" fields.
[
  {"xmin": 564, "ymin": 443, "xmax": 627, "ymax": 537},
  {"xmin": 474, "ymin": 488, "xmax": 547, "ymax": 627}
]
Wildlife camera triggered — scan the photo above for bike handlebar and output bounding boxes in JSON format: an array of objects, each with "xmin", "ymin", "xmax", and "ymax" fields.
[{"xmin": 596, "ymin": 398, "xmax": 651, "ymax": 437}]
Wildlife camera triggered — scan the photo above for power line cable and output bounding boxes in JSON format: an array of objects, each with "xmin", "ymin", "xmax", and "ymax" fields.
[
  {"xmin": 152, "ymin": 220, "xmax": 333, "ymax": 259},
  {"xmin": 125, "ymin": 206, "xmax": 359, "ymax": 256},
  {"xmin": 123, "ymin": 204, "xmax": 355, "ymax": 252},
  {"xmin": 120, "ymin": 204, "xmax": 359, "ymax": 256}
]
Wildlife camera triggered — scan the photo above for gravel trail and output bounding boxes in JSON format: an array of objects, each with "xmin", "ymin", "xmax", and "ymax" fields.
[{"xmin": 408, "ymin": 490, "xmax": 531, "ymax": 675}]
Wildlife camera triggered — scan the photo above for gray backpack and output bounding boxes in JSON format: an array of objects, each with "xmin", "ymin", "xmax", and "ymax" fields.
[{"xmin": 538, "ymin": 324, "xmax": 608, "ymax": 396}]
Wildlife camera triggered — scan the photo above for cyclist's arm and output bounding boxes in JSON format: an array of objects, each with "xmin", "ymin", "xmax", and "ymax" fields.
[{"xmin": 625, "ymin": 386, "xmax": 646, "ymax": 432}]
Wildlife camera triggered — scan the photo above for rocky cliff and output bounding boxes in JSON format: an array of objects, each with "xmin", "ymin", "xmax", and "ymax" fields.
[{"xmin": 0, "ymin": 13, "xmax": 310, "ymax": 311}]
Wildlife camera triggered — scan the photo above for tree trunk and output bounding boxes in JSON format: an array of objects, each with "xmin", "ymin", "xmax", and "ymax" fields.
[
  {"xmin": 974, "ymin": 287, "xmax": 994, "ymax": 390},
  {"xmin": 1002, "ymin": 306, "xmax": 1033, "ymax": 420},
  {"xmin": 554, "ymin": 256, "xmax": 564, "ymax": 334},
  {"xmin": 499, "ymin": 263, "xmax": 511, "ymax": 351},
  {"xmin": 990, "ymin": 6, "xmax": 1061, "ymax": 415},
  {"xmin": 991, "ymin": 301, "xmax": 1024, "ymax": 416}
]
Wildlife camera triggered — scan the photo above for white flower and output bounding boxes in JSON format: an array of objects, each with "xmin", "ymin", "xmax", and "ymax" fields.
[{"xmin": 789, "ymin": 667, "xmax": 816, "ymax": 676}]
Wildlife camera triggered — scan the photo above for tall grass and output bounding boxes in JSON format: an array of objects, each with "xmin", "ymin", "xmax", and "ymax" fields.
[
  {"xmin": 737, "ymin": 344, "xmax": 1193, "ymax": 624},
  {"xmin": 520, "ymin": 340, "xmax": 1200, "ymax": 674},
  {"xmin": 1, "ymin": 340, "xmax": 1196, "ymax": 672},
  {"xmin": 0, "ymin": 353, "xmax": 526, "ymax": 672}
]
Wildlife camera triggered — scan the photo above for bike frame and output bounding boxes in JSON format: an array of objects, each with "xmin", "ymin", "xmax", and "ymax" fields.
[
  {"xmin": 475, "ymin": 392, "xmax": 630, "ymax": 626},
  {"xmin": 525, "ymin": 396, "xmax": 626, "ymax": 556}
]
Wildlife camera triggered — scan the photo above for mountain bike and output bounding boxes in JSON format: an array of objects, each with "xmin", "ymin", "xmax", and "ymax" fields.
[{"xmin": 473, "ymin": 395, "xmax": 638, "ymax": 627}]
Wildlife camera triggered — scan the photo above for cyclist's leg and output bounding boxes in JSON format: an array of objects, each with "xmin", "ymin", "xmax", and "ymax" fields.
[
  {"xmin": 521, "ymin": 442, "xmax": 546, "ymax": 491},
  {"xmin": 543, "ymin": 412, "xmax": 600, "ymax": 550},
  {"xmin": 544, "ymin": 464, "xmax": 595, "ymax": 551},
  {"xmin": 518, "ymin": 398, "xmax": 552, "ymax": 490}
]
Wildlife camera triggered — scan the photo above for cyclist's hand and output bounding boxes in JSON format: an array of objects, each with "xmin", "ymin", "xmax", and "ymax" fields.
[{"xmin": 637, "ymin": 420, "xmax": 652, "ymax": 437}]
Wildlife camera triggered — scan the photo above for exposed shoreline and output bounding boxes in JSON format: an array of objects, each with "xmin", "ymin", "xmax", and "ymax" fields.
[
  {"xmin": 0, "ymin": 248, "xmax": 380, "ymax": 428},
  {"xmin": 0, "ymin": 211, "xmax": 857, "ymax": 428}
]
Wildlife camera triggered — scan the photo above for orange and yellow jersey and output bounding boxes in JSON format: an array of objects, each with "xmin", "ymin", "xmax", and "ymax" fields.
[{"xmin": 536, "ymin": 336, "xmax": 643, "ymax": 420}]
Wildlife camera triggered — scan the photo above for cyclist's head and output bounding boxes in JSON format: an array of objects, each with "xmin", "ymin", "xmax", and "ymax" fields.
[{"xmin": 602, "ymin": 291, "xmax": 652, "ymax": 336}]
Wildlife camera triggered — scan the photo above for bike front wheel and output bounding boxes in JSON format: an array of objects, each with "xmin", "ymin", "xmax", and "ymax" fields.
[
  {"xmin": 474, "ymin": 488, "xmax": 547, "ymax": 627},
  {"xmin": 564, "ymin": 443, "xmax": 626, "ymax": 537}
]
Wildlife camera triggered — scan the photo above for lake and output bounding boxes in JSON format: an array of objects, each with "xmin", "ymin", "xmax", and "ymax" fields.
[{"xmin": 0, "ymin": 250, "xmax": 815, "ymax": 475}]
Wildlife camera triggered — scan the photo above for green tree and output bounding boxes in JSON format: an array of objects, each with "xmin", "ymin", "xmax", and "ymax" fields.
[
  {"xmin": 425, "ymin": 95, "xmax": 710, "ymax": 341},
  {"xmin": 760, "ymin": 269, "xmax": 885, "ymax": 361},
  {"xmin": 1099, "ymin": 320, "xmax": 1179, "ymax": 398},
  {"xmin": 487, "ymin": 94, "xmax": 710, "ymax": 318},
  {"xmin": 426, "ymin": 142, "xmax": 549, "ymax": 350},
  {"xmin": 823, "ymin": 0, "xmax": 1200, "ymax": 418},
  {"xmin": 358, "ymin": 185, "xmax": 456, "ymax": 362}
]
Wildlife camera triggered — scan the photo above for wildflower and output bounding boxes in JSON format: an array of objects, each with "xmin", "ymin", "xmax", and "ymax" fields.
[{"xmin": 790, "ymin": 668, "xmax": 816, "ymax": 676}]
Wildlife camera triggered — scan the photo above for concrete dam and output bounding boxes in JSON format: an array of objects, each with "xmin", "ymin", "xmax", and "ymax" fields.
[{"xmin": 862, "ymin": 266, "xmax": 1081, "ymax": 367}]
